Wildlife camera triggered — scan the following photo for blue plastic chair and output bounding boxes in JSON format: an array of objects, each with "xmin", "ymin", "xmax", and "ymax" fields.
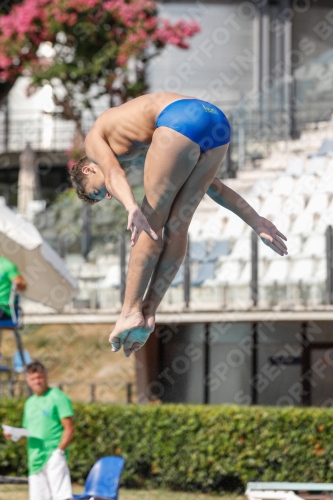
[{"xmin": 73, "ymin": 456, "xmax": 125, "ymax": 500}]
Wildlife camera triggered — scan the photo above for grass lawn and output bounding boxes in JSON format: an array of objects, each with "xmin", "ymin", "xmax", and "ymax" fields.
[{"xmin": 0, "ymin": 484, "xmax": 246, "ymax": 500}]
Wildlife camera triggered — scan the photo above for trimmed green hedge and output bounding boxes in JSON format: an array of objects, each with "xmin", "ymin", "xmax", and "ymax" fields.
[{"xmin": 1, "ymin": 400, "xmax": 333, "ymax": 492}]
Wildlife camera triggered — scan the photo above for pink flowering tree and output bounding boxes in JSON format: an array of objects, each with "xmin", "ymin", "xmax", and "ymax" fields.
[{"xmin": 0, "ymin": 0, "xmax": 200, "ymax": 158}]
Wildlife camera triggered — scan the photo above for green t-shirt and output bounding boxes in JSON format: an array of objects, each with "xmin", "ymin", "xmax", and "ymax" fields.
[
  {"xmin": 0, "ymin": 256, "xmax": 19, "ymax": 316},
  {"xmin": 22, "ymin": 387, "xmax": 74, "ymax": 475}
]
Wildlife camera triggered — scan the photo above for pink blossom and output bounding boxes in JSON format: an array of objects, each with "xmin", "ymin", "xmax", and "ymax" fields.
[
  {"xmin": 117, "ymin": 52, "xmax": 128, "ymax": 66},
  {"xmin": 0, "ymin": 53, "xmax": 12, "ymax": 69}
]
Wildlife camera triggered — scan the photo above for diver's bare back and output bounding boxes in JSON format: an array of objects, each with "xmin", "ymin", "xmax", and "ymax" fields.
[{"xmin": 93, "ymin": 92, "xmax": 192, "ymax": 160}]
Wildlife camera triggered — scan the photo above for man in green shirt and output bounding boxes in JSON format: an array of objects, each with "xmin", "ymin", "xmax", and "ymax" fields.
[
  {"xmin": 0, "ymin": 255, "xmax": 26, "ymax": 320},
  {"xmin": 4, "ymin": 360, "xmax": 75, "ymax": 500}
]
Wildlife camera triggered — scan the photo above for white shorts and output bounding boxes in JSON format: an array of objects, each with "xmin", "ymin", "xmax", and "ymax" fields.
[{"xmin": 29, "ymin": 449, "xmax": 73, "ymax": 500}]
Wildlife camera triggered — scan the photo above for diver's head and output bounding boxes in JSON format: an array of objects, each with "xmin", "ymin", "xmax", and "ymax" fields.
[{"xmin": 70, "ymin": 156, "xmax": 112, "ymax": 204}]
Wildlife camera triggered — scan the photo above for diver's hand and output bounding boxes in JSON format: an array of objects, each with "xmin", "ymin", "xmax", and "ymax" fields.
[
  {"xmin": 253, "ymin": 216, "xmax": 288, "ymax": 256},
  {"xmin": 127, "ymin": 206, "xmax": 158, "ymax": 247}
]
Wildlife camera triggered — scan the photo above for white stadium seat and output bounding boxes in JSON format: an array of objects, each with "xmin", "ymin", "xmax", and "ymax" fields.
[
  {"xmin": 262, "ymin": 259, "xmax": 289, "ymax": 285},
  {"xmin": 302, "ymin": 235, "xmax": 326, "ymax": 258},
  {"xmin": 222, "ymin": 214, "xmax": 249, "ymax": 239},
  {"xmin": 282, "ymin": 194, "xmax": 305, "ymax": 216},
  {"xmin": 285, "ymin": 157, "xmax": 304, "ymax": 177},
  {"xmin": 305, "ymin": 193, "xmax": 329, "ymax": 215},
  {"xmin": 250, "ymin": 178, "xmax": 272, "ymax": 197},
  {"xmin": 238, "ymin": 261, "xmax": 264, "ymax": 286},
  {"xmin": 214, "ymin": 260, "xmax": 243, "ymax": 284},
  {"xmin": 294, "ymin": 175, "xmax": 317, "ymax": 195},
  {"xmin": 229, "ymin": 237, "xmax": 251, "ymax": 260},
  {"xmin": 242, "ymin": 195, "xmax": 262, "ymax": 213},
  {"xmin": 289, "ymin": 259, "xmax": 315, "ymax": 284},
  {"xmin": 317, "ymin": 209, "xmax": 333, "ymax": 233},
  {"xmin": 306, "ymin": 156, "xmax": 326, "ymax": 175},
  {"xmin": 200, "ymin": 215, "xmax": 224, "ymax": 240},
  {"xmin": 271, "ymin": 176, "xmax": 294, "ymax": 196},
  {"xmin": 269, "ymin": 213, "xmax": 291, "ymax": 235},
  {"xmin": 261, "ymin": 195, "xmax": 282, "ymax": 217},
  {"xmin": 317, "ymin": 170, "xmax": 333, "ymax": 194},
  {"xmin": 292, "ymin": 212, "xmax": 314, "ymax": 235},
  {"xmin": 188, "ymin": 219, "xmax": 202, "ymax": 239}
]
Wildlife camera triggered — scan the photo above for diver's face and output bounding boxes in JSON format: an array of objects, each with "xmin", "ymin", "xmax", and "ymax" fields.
[{"xmin": 82, "ymin": 163, "xmax": 113, "ymax": 201}]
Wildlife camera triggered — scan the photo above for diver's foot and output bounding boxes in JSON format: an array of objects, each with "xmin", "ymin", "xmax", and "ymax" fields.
[
  {"xmin": 123, "ymin": 313, "xmax": 156, "ymax": 357},
  {"xmin": 109, "ymin": 311, "xmax": 145, "ymax": 355}
]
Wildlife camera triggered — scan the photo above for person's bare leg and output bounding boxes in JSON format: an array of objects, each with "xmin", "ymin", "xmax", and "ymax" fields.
[
  {"xmin": 126, "ymin": 144, "xmax": 229, "ymax": 351},
  {"xmin": 109, "ymin": 127, "xmax": 200, "ymax": 355}
]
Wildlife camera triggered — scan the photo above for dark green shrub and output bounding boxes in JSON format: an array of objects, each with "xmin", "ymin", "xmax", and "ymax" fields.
[{"xmin": 1, "ymin": 400, "xmax": 333, "ymax": 493}]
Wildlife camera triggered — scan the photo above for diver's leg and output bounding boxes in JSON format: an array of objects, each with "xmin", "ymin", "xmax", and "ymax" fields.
[
  {"xmin": 109, "ymin": 127, "xmax": 200, "ymax": 355},
  {"xmin": 125, "ymin": 144, "xmax": 229, "ymax": 353}
]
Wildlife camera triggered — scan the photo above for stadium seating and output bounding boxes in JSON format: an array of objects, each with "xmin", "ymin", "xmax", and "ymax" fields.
[
  {"xmin": 223, "ymin": 214, "xmax": 249, "ymax": 239},
  {"xmin": 302, "ymin": 235, "xmax": 325, "ymax": 258},
  {"xmin": 306, "ymin": 155, "xmax": 326, "ymax": 175},
  {"xmin": 28, "ymin": 114, "xmax": 333, "ymax": 312},
  {"xmin": 230, "ymin": 237, "xmax": 251, "ymax": 260},
  {"xmin": 190, "ymin": 240, "xmax": 207, "ymax": 262},
  {"xmin": 292, "ymin": 212, "xmax": 314, "ymax": 235},
  {"xmin": 262, "ymin": 260, "xmax": 289, "ymax": 285},
  {"xmin": 272, "ymin": 176, "xmax": 294, "ymax": 196},
  {"xmin": 283, "ymin": 194, "xmax": 305, "ymax": 216},
  {"xmin": 305, "ymin": 192, "xmax": 329, "ymax": 214},
  {"xmin": 294, "ymin": 174, "xmax": 317, "ymax": 195},
  {"xmin": 213, "ymin": 260, "xmax": 243, "ymax": 284},
  {"xmin": 192, "ymin": 262, "xmax": 216, "ymax": 287},
  {"xmin": 206, "ymin": 240, "xmax": 230, "ymax": 261},
  {"xmin": 316, "ymin": 139, "xmax": 333, "ymax": 156},
  {"xmin": 285, "ymin": 157, "xmax": 304, "ymax": 177},
  {"xmin": 290, "ymin": 258, "xmax": 316, "ymax": 284},
  {"xmin": 261, "ymin": 195, "xmax": 283, "ymax": 217}
]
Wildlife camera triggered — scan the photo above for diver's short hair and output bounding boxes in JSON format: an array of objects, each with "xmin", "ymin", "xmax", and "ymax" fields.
[{"xmin": 70, "ymin": 156, "xmax": 100, "ymax": 205}]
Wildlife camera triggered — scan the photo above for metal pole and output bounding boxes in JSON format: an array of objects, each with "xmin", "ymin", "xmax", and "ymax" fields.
[
  {"xmin": 259, "ymin": 1, "xmax": 270, "ymax": 131},
  {"xmin": 127, "ymin": 382, "xmax": 132, "ymax": 403},
  {"xmin": 290, "ymin": 76, "xmax": 297, "ymax": 139},
  {"xmin": 81, "ymin": 204, "xmax": 91, "ymax": 260},
  {"xmin": 326, "ymin": 225, "xmax": 333, "ymax": 304},
  {"xmin": 251, "ymin": 322, "xmax": 258, "ymax": 405},
  {"xmin": 57, "ymin": 235, "xmax": 66, "ymax": 259},
  {"xmin": 119, "ymin": 233, "xmax": 126, "ymax": 304},
  {"xmin": 90, "ymin": 383, "xmax": 95, "ymax": 403},
  {"xmin": 203, "ymin": 323, "xmax": 210, "ymax": 405},
  {"xmin": 301, "ymin": 322, "xmax": 310, "ymax": 407},
  {"xmin": 281, "ymin": 0, "xmax": 292, "ymax": 139},
  {"xmin": 251, "ymin": 232, "xmax": 258, "ymax": 306},
  {"xmin": 184, "ymin": 234, "xmax": 190, "ymax": 308}
]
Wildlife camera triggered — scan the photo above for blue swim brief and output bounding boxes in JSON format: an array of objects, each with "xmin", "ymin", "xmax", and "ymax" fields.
[{"xmin": 155, "ymin": 98, "xmax": 231, "ymax": 154}]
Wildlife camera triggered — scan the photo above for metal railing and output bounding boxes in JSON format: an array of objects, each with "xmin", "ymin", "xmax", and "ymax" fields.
[{"xmin": 0, "ymin": 379, "xmax": 135, "ymax": 403}]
